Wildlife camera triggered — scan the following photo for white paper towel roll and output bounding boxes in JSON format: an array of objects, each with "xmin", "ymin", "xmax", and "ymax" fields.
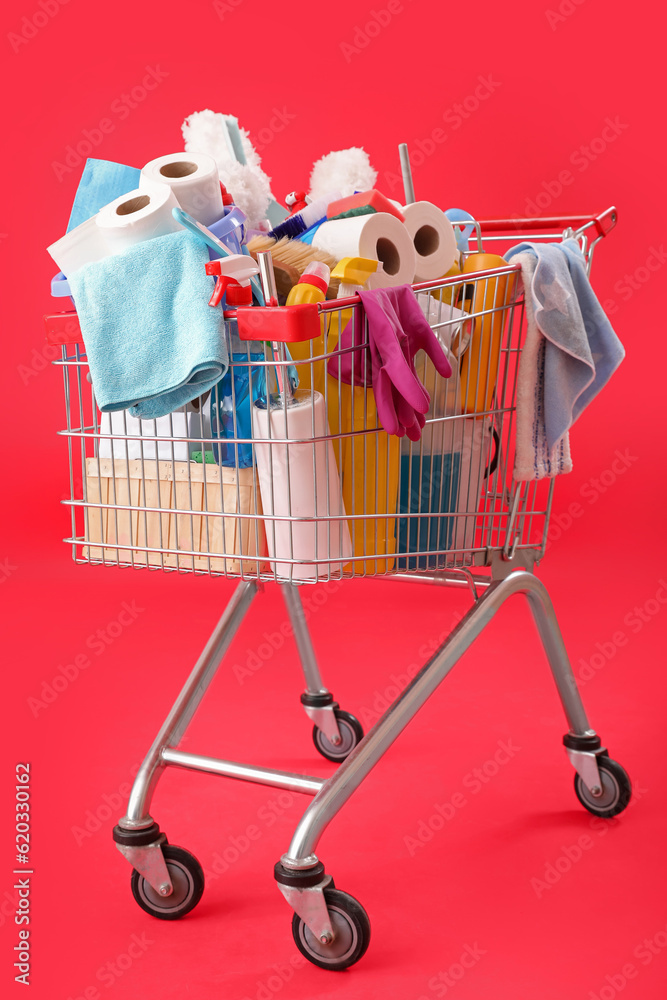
[
  {"xmin": 312, "ymin": 213, "xmax": 416, "ymax": 289},
  {"xmin": 252, "ymin": 391, "xmax": 351, "ymax": 580},
  {"xmin": 95, "ymin": 183, "xmax": 182, "ymax": 255},
  {"xmin": 140, "ymin": 152, "xmax": 223, "ymax": 226},
  {"xmin": 401, "ymin": 202, "xmax": 457, "ymax": 282}
]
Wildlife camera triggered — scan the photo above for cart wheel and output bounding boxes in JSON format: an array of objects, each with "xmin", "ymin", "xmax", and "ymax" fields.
[
  {"xmin": 313, "ymin": 709, "xmax": 363, "ymax": 762},
  {"xmin": 292, "ymin": 888, "xmax": 371, "ymax": 970},
  {"xmin": 574, "ymin": 757, "xmax": 632, "ymax": 818},
  {"xmin": 130, "ymin": 845, "xmax": 204, "ymax": 920}
]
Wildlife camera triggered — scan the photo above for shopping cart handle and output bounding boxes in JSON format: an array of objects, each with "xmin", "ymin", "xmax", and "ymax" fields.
[
  {"xmin": 476, "ymin": 207, "xmax": 618, "ymax": 241},
  {"xmin": 44, "ymin": 310, "xmax": 83, "ymax": 345},
  {"xmin": 235, "ymin": 303, "xmax": 322, "ymax": 343}
]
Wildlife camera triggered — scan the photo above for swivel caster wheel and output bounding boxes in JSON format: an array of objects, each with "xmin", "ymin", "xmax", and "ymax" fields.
[
  {"xmin": 130, "ymin": 844, "xmax": 204, "ymax": 920},
  {"xmin": 574, "ymin": 757, "xmax": 632, "ymax": 818},
  {"xmin": 292, "ymin": 888, "xmax": 371, "ymax": 970},
  {"xmin": 312, "ymin": 709, "xmax": 364, "ymax": 763}
]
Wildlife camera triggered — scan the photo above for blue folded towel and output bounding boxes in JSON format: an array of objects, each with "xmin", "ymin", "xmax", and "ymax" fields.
[
  {"xmin": 504, "ymin": 238, "xmax": 624, "ymax": 480},
  {"xmin": 67, "ymin": 158, "xmax": 141, "ymax": 233},
  {"xmin": 69, "ymin": 231, "xmax": 228, "ymax": 419}
]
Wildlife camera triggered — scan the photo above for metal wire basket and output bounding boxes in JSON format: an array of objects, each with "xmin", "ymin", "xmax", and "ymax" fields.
[{"xmin": 52, "ymin": 209, "xmax": 617, "ymax": 585}]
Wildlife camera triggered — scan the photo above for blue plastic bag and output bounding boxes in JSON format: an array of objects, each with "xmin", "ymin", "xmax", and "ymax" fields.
[{"xmin": 210, "ymin": 350, "xmax": 264, "ymax": 467}]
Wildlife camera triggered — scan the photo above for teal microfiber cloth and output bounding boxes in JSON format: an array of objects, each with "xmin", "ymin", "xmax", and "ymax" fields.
[
  {"xmin": 68, "ymin": 231, "xmax": 229, "ymax": 419},
  {"xmin": 67, "ymin": 159, "xmax": 141, "ymax": 232}
]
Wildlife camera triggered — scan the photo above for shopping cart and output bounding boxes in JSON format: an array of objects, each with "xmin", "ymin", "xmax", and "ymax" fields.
[{"xmin": 49, "ymin": 207, "xmax": 630, "ymax": 970}]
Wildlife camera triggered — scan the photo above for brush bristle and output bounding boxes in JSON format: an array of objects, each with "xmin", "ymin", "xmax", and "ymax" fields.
[
  {"xmin": 247, "ymin": 236, "xmax": 340, "ymax": 294},
  {"xmin": 268, "ymin": 214, "xmax": 309, "ymax": 241}
]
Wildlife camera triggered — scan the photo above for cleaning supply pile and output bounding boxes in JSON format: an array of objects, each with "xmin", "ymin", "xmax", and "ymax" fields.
[{"xmin": 45, "ymin": 109, "xmax": 624, "ymax": 577}]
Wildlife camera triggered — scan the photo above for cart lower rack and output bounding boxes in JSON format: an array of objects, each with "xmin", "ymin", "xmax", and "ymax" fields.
[{"xmin": 52, "ymin": 208, "xmax": 630, "ymax": 970}]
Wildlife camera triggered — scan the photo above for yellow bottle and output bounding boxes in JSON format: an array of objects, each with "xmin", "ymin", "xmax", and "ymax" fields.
[
  {"xmin": 327, "ymin": 258, "xmax": 400, "ymax": 575},
  {"xmin": 430, "ymin": 257, "xmax": 463, "ymax": 307},
  {"xmin": 285, "ymin": 261, "xmax": 331, "ymax": 397}
]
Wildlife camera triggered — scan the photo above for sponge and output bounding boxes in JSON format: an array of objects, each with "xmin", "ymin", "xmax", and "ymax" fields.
[{"xmin": 327, "ymin": 190, "xmax": 405, "ymax": 222}]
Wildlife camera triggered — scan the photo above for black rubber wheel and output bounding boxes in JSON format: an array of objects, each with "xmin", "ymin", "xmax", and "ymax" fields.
[
  {"xmin": 574, "ymin": 757, "xmax": 632, "ymax": 818},
  {"xmin": 292, "ymin": 888, "xmax": 371, "ymax": 970},
  {"xmin": 130, "ymin": 845, "xmax": 204, "ymax": 920},
  {"xmin": 312, "ymin": 709, "xmax": 364, "ymax": 762}
]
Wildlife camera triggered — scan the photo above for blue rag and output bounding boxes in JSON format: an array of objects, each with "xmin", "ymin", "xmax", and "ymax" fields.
[
  {"xmin": 504, "ymin": 238, "xmax": 624, "ymax": 480},
  {"xmin": 67, "ymin": 159, "xmax": 141, "ymax": 232},
  {"xmin": 69, "ymin": 231, "xmax": 228, "ymax": 419}
]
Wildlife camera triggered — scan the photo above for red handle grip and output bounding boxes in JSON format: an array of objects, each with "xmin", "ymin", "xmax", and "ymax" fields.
[
  {"xmin": 44, "ymin": 311, "xmax": 83, "ymax": 345},
  {"xmin": 236, "ymin": 303, "xmax": 322, "ymax": 343},
  {"xmin": 475, "ymin": 207, "xmax": 618, "ymax": 240}
]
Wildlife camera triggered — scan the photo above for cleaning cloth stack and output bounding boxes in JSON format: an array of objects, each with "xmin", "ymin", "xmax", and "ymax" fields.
[{"xmin": 68, "ymin": 231, "xmax": 228, "ymax": 419}]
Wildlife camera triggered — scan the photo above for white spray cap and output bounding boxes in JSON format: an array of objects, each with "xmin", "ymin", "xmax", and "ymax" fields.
[{"xmin": 301, "ymin": 260, "xmax": 331, "ymax": 290}]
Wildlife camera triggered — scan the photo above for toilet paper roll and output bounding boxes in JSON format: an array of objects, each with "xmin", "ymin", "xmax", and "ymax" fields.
[
  {"xmin": 95, "ymin": 183, "xmax": 182, "ymax": 255},
  {"xmin": 312, "ymin": 213, "xmax": 416, "ymax": 289},
  {"xmin": 401, "ymin": 202, "xmax": 458, "ymax": 282},
  {"xmin": 140, "ymin": 152, "xmax": 223, "ymax": 227}
]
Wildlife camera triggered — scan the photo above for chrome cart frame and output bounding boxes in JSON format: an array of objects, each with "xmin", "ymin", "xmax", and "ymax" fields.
[{"xmin": 51, "ymin": 208, "xmax": 629, "ymax": 970}]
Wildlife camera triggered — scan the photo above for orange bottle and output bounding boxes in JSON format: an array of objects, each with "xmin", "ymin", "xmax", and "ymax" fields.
[{"xmin": 459, "ymin": 253, "xmax": 512, "ymax": 415}]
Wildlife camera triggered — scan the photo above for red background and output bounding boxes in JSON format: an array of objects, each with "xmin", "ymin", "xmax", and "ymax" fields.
[{"xmin": 2, "ymin": 1, "xmax": 666, "ymax": 998}]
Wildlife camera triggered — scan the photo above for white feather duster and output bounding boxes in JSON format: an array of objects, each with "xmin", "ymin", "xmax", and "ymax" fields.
[
  {"xmin": 182, "ymin": 110, "xmax": 274, "ymax": 229},
  {"xmin": 309, "ymin": 147, "xmax": 378, "ymax": 201}
]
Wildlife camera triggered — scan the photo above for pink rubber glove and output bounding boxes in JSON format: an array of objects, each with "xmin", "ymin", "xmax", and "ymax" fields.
[
  {"xmin": 362, "ymin": 286, "xmax": 452, "ymax": 438},
  {"xmin": 326, "ymin": 285, "xmax": 452, "ymax": 439}
]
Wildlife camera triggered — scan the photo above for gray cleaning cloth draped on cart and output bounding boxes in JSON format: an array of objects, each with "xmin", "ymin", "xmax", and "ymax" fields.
[
  {"xmin": 68, "ymin": 230, "xmax": 228, "ymax": 419},
  {"xmin": 505, "ymin": 238, "xmax": 624, "ymax": 481}
]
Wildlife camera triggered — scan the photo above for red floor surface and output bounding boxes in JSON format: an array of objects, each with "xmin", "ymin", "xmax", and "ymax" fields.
[
  {"xmin": 3, "ymin": 465, "xmax": 666, "ymax": 998},
  {"xmin": 2, "ymin": 1, "xmax": 665, "ymax": 994}
]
